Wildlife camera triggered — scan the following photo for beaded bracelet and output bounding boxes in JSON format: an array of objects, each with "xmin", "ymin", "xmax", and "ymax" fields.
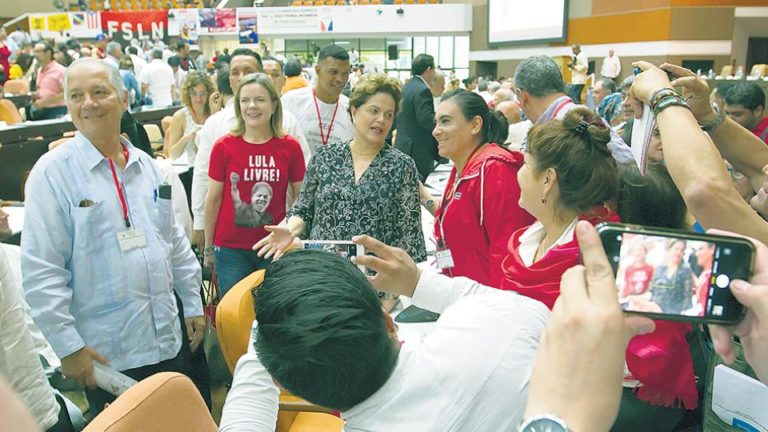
[
  {"xmin": 700, "ymin": 102, "xmax": 726, "ymax": 132},
  {"xmin": 649, "ymin": 87, "xmax": 679, "ymax": 110},
  {"xmin": 653, "ymin": 95, "xmax": 689, "ymax": 117}
]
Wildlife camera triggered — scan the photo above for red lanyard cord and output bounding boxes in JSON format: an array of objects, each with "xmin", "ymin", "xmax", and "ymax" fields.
[
  {"xmin": 312, "ymin": 90, "xmax": 339, "ymax": 146},
  {"xmin": 107, "ymin": 145, "xmax": 131, "ymax": 228}
]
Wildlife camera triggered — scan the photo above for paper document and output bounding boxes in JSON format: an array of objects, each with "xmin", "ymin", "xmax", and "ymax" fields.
[
  {"xmin": 1, "ymin": 206, "xmax": 24, "ymax": 235},
  {"xmin": 629, "ymin": 104, "xmax": 655, "ymax": 176},
  {"xmin": 712, "ymin": 364, "xmax": 768, "ymax": 431}
]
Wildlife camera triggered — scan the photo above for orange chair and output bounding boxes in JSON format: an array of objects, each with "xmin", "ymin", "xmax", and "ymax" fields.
[
  {"xmin": 216, "ymin": 271, "xmax": 344, "ymax": 432},
  {"xmin": 292, "ymin": 0, "xmax": 302, "ymax": 5},
  {"xmin": 84, "ymin": 372, "xmax": 217, "ymax": 432},
  {"xmin": 3, "ymin": 79, "xmax": 30, "ymax": 95},
  {"xmin": 0, "ymin": 99, "xmax": 23, "ymax": 125}
]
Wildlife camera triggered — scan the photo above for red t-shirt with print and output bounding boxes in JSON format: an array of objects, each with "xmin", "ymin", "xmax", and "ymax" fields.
[{"xmin": 209, "ymin": 134, "xmax": 305, "ymax": 250}]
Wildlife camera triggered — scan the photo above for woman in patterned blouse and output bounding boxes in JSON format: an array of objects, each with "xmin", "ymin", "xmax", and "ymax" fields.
[{"xmin": 254, "ymin": 74, "xmax": 426, "ymax": 261}]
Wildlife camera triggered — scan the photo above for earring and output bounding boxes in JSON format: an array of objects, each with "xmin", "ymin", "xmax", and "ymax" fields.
[{"xmin": 541, "ymin": 196, "xmax": 547, "ymax": 204}]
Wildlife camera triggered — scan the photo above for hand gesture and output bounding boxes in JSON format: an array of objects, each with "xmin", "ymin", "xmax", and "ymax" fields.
[
  {"xmin": 631, "ymin": 61, "xmax": 674, "ymax": 105},
  {"xmin": 230, "ymin": 172, "xmax": 240, "ymax": 183},
  {"xmin": 252, "ymin": 225, "xmax": 296, "ymax": 260},
  {"xmin": 352, "ymin": 235, "xmax": 421, "ymax": 298},
  {"xmin": 60, "ymin": 346, "xmax": 110, "ymax": 389},
  {"xmin": 524, "ymin": 222, "xmax": 655, "ymax": 432},
  {"xmin": 209, "ymin": 91, "xmax": 222, "ymax": 113},
  {"xmin": 662, "ymin": 63, "xmax": 717, "ymax": 124},
  {"xmin": 708, "ymin": 229, "xmax": 768, "ymax": 384}
]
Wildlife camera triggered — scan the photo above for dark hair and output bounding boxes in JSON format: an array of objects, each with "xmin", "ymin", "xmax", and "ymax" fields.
[
  {"xmin": 411, "ymin": 53, "xmax": 434, "ymax": 76},
  {"xmin": 216, "ymin": 65, "xmax": 233, "ymax": 96},
  {"xmin": 514, "ymin": 55, "xmax": 566, "ymax": 97},
  {"xmin": 150, "ymin": 48, "xmax": 163, "ymax": 59},
  {"xmin": 526, "ymin": 107, "xmax": 618, "ymax": 214},
  {"xmin": 617, "ymin": 162, "xmax": 687, "ymax": 229},
  {"xmin": 127, "ymin": 46, "xmax": 138, "ymax": 56},
  {"xmin": 55, "ymin": 42, "xmax": 74, "ymax": 67},
  {"xmin": 118, "ymin": 55, "xmax": 134, "ymax": 71},
  {"xmin": 724, "ymin": 82, "xmax": 766, "ymax": 111},
  {"xmin": 15, "ymin": 53, "xmax": 33, "ymax": 73},
  {"xmin": 349, "ymin": 73, "xmax": 402, "ymax": 116},
  {"xmin": 597, "ymin": 78, "xmax": 616, "ymax": 94},
  {"xmin": 167, "ymin": 55, "xmax": 181, "ymax": 68},
  {"xmin": 230, "ymin": 47, "xmax": 264, "ymax": 70},
  {"xmin": 65, "ymin": 38, "xmax": 81, "ymax": 51},
  {"xmin": 254, "ymin": 250, "xmax": 398, "ymax": 411},
  {"xmin": 175, "ymin": 40, "xmax": 188, "ymax": 51},
  {"xmin": 318, "ymin": 44, "xmax": 349, "ymax": 63},
  {"xmin": 440, "ymin": 89, "xmax": 509, "ymax": 144},
  {"xmin": 284, "ymin": 58, "xmax": 302, "ymax": 77},
  {"xmin": 36, "ymin": 41, "xmax": 55, "ymax": 60},
  {"xmin": 462, "ymin": 75, "xmax": 476, "ymax": 87}
]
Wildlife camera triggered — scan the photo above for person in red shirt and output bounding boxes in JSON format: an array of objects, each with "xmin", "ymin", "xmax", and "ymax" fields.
[
  {"xmin": 621, "ymin": 243, "xmax": 655, "ymax": 298},
  {"xmin": 204, "ymin": 73, "xmax": 305, "ymax": 295},
  {"xmin": 430, "ymin": 89, "xmax": 534, "ymax": 287},
  {"xmin": 723, "ymin": 82, "xmax": 768, "ymax": 144},
  {"xmin": 693, "ymin": 242, "xmax": 715, "ymax": 315}
]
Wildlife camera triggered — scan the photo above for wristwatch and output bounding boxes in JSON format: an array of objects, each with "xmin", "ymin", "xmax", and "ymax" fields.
[
  {"xmin": 519, "ymin": 415, "xmax": 570, "ymax": 432},
  {"xmin": 423, "ymin": 199, "xmax": 435, "ymax": 209},
  {"xmin": 700, "ymin": 101, "xmax": 726, "ymax": 132}
]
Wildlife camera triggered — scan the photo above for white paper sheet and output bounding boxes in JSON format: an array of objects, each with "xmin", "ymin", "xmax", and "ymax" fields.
[{"xmin": 712, "ymin": 364, "xmax": 768, "ymax": 431}]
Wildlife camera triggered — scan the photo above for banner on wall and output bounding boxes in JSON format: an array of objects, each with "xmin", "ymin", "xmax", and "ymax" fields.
[
  {"xmin": 70, "ymin": 11, "xmax": 103, "ymax": 38},
  {"xmin": 29, "ymin": 15, "xmax": 47, "ymax": 32},
  {"xmin": 257, "ymin": 7, "xmax": 334, "ymax": 35},
  {"xmin": 238, "ymin": 8, "xmax": 258, "ymax": 44},
  {"xmin": 199, "ymin": 8, "xmax": 237, "ymax": 35},
  {"xmin": 168, "ymin": 9, "xmax": 199, "ymax": 42},
  {"xmin": 47, "ymin": 13, "xmax": 72, "ymax": 32},
  {"xmin": 101, "ymin": 10, "xmax": 169, "ymax": 44}
]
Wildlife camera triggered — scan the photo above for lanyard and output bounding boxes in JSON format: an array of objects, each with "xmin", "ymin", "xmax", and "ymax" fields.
[
  {"xmin": 312, "ymin": 90, "xmax": 339, "ymax": 146},
  {"xmin": 107, "ymin": 144, "xmax": 131, "ymax": 228}
]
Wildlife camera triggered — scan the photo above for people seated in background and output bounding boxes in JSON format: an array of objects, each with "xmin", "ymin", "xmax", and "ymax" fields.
[
  {"xmin": 496, "ymin": 99, "xmax": 532, "ymax": 151},
  {"xmin": 203, "ymin": 73, "xmax": 305, "ymax": 297},
  {"xmin": 723, "ymin": 82, "xmax": 768, "ymax": 143},
  {"xmin": 104, "ymin": 41, "xmax": 121, "ymax": 70},
  {"xmin": 513, "ymin": 55, "xmax": 634, "ymax": 163},
  {"xmin": 220, "ymin": 242, "xmax": 549, "ymax": 432},
  {"xmin": 593, "ymin": 78, "xmax": 623, "ymax": 126},
  {"xmin": 126, "ymin": 46, "xmax": 146, "ymax": 78},
  {"xmin": 396, "ymin": 53, "xmax": 439, "ymax": 181},
  {"xmin": 476, "ymin": 78, "xmax": 494, "ymax": 104},
  {"xmin": 254, "ymin": 74, "xmax": 426, "ymax": 263},
  {"xmin": 22, "ymin": 58, "xmax": 206, "ymax": 416},
  {"xmin": 8, "ymin": 53, "xmax": 33, "ymax": 80},
  {"xmin": 164, "ymin": 71, "xmax": 215, "ymax": 169},
  {"xmin": 0, "ymin": 28, "xmax": 13, "ymax": 85},
  {"xmin": 118, "ymin": 55, "xmax": 141, "ymax": 109},
  {"xmin": 139, "ymin": 48, "xmax": 175, "ymax": 107},
  {"xmin": 31, "ymin": 41, "xmax": 67, "ymax": 120},
  {"xmin": 492, "ymin": 87, "xmax": 515, "ymax": 108}
]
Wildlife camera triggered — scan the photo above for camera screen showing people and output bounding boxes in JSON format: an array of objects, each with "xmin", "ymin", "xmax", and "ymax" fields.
[
  {"xmin": 301, "ymin": 240, "xmax": 365, "ymax": 271},
  {"xmin": 614, "ymin": 232, "xmax": 749, "ymax": 321}
]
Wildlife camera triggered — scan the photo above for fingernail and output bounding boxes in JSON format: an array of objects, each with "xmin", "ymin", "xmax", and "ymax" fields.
[
  {"xmin": 352, "ymin": 235, "xmax": 360, "ymax": 241},
  {"xmin": 731, "ymin": 280, "xmax": 749, "ymax": 293}
]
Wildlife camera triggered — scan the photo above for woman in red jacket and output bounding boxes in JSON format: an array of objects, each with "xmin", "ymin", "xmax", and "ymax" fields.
[{"xmin": 431, "ymin": 90, "xmax": 534, "ymax": 287}]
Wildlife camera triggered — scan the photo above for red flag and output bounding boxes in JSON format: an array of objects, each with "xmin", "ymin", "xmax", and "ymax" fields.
[{"xmin": 101, "ymin": 10, "xmax": 169, "ymax": 44}]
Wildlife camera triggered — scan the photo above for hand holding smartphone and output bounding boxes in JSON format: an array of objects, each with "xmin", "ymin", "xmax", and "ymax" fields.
[
  {"xmin": 597, "ymin": 223, "xmax": 754, "ymax": 324},
  {"xmin": 301, "ymin": 240, "xmax": 365, "ymax": 272}
]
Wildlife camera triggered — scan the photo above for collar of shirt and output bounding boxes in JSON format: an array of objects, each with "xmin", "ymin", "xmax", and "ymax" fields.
[
  {"xmin": 73, "ymin": 132, "xmax": 138, "ymax": 172},
  {"xmin": 517, "ymin": 218, "xmax": 578, "ymax": 267},
  {"xmin": 536, "ymin": 95, "xmax": 573, "ymax": 125}
]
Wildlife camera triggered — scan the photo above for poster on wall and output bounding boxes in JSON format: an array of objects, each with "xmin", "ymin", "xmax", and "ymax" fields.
[
  {"xmin": 28, "ymin": 15, "xmax": 47, "ymax": 32},
  {"xmin": 101, "ymin": 10, "xmax": 169, "ymax": 44},
  {"xmin": 168, "ymin": 9, "xmax": 199, "ymax": 42},
  {"xmin": 70, "ymin": 11, "xmax": 103, "ymax": 38},
  {"xmin": 47, "ymin": 13, "xmax": 72, "ymax": 32},
  {"xmin": 257, "ymin": 7, "xmax": 321, "ymax": 35},
  {"xmin": 199, "ymin": 8, "xmax": 237, "ymax": 35},
  {"xmin": 238, "ymin": 8, "xmax": 258, "ymax": 44}
]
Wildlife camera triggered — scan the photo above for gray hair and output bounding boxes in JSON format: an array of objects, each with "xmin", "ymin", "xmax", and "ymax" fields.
[
  {"xmin": 106, "ymin": 41, "xmax": 122, "ymax": 55},
  {"xmin": 620, "ymin": 75, "xmax": 634, "ymax": 91},
  {"xmin": 64, "ymin": 58, "xmax": 126, "ymax": 103},
  {"xmin": 494, "ymin": 88, "xmax": 515, "ymax": 102},
  {"xmin": 478, "ymin": 79, "xmax": 489, "ymax": 92},
  {"xmin": 597, "ymin": 78, "xmax": 617, "ymax": 94},
  {"xmin": 488, "ymin": 81, "xmax": 501, "ymax": 93},
  {"xmin": 150, "ymin": 48, "xmax": 163, "ymax": 59},
  {"xmin": 513, "ymin": 55, "xmax": 565, "ymax": 97}
]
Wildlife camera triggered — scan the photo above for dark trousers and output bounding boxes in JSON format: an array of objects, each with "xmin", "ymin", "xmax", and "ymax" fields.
[
  {"xmin": 178, "ymin": 168, "xmax": 194, "ymax": 211},
  {"xmin": 47, "ymin": 393, "xmax": 75, "ymax": 432},
  {"xmin": 568, "ymin": 84, "xmax": 585, "ymax": 104},
  {"xmin": 84, "ymin": 293, "xmax": 211, "ymax": 416}
]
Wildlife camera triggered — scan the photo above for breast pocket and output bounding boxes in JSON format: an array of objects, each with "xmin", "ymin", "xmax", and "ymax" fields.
[{"xmin": 71, "ymin": 201, "xmax": 110, "ymax": 254}]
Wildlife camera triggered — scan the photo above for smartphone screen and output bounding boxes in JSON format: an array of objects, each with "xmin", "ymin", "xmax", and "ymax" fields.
[{"xmin": 598, "ymin": 224, "xmax": 752, "ymax": 323}]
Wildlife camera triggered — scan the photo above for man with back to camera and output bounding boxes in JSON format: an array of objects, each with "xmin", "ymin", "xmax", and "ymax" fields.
[
  {"xmin": 138, "ymin": 48, "xmax": 175, "ymax": 107},
  {"xmin": 281, "ymin": 44, "xmax": 355, "ymax": 157},
  {"xmin": 723, "ymin": 82, "xmax": 768, "ymax": 144},
  {"xmin": 191, "ymin": 48, "xmax": 310, "ymax": 251},
  {"xmin": 396, "ymin": 53, "xmax": 439, "ymax": 181},
  {"xmin": 21, "ymin": 58, "xmax": 205, "ymax": 415},
  {"xmin": 513, "ymin": 55, "xmax": 634, "ymax": 163}
]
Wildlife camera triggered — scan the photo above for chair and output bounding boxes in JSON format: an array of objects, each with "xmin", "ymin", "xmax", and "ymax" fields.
[
  {"xmin": 83, "ymin": 372, "xmax": 217, "ymax": 432},
  {"xmin": 144, "ymin": 124, "xmax": 164, "ymax": 151},
  {"xmin": 2, "ymin": 79, "xmax": 30, "ymax": 95},
  {"xmin": 720, "ymin": 65, "xmax": 733, "ymax": 77},
  {"xmin": 216, "ymin": 270, "xmax": 344, "ymax": 432},
  {"xmin": 0, "ymin": 99, "xmax": 23, "ymax": 125},
  {"xmin": 750, "ymin": 64, "xmax": 766, "ymax": 79}
]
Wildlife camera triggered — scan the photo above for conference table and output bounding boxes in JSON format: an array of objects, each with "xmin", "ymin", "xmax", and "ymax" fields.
[
  {"xmin": 4, "ymin": 93, "xmax": 32, "ymax": 109},
  {"xmin": 0, "ymin": 105, "xmax": 180, "ymax": 201}
]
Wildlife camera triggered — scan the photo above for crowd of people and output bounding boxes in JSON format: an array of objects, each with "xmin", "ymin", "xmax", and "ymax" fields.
[{"xmin": 1, "ymin": 31, "xmax": 768, "ymax": 432}]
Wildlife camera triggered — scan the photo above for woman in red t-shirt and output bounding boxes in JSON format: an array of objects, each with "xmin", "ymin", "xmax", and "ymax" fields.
[
  {"xmin": 621, "ymin": 243, "xmax": 655, "ymax": 298},
  {"xmin": 204, "ymin": 73, "xmax": 305, "ymax": 295}
]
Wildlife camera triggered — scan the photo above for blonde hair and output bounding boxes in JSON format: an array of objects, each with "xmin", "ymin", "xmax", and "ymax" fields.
[
  {"xmin": 231, "ymin": 73, "xmax": 285, "ymax": 138},
  {"xmin": 180, "ymin": 71, "xmax": 216, "ymax": 116}
]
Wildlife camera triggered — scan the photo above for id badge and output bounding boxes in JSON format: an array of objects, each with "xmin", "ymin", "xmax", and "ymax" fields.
[
  {"xmin": 435, "ymin": 248, "xmax": 455, "ymax": 270},
  {"xmin": 117, "ymin": 228, "xmax": 147, "ymax": 252}
]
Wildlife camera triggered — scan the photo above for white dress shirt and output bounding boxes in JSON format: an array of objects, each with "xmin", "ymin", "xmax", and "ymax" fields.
[
  {"xmin": 281, "ymin": 86, "xmax": 355, "ymax": 157},
  {"xmin": 191, "ymin": 100, "xmax": 311, "ymax": 230},
  {"xmin": 571, "ymin": 51, "xmax": 589, "ymax": 85},
  {"xmin": 601, "ymin": 55, "xmax": 622, "ymax": 80},
  {"xmin": 219, "ymin": 268, "xmax": 549, "ymax": 432},
  {"xmin": 139, "ymin": 59, "xmax": 175, "ymax": 107},
  {"xmin": 21, "ymin": 134, "xmax": 203, "ymax": 371}
]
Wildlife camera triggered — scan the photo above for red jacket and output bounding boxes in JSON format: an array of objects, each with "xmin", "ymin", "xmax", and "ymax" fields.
[{"xmin": 433, "ymin": 144, "xmax": 534, "ymax": 287}]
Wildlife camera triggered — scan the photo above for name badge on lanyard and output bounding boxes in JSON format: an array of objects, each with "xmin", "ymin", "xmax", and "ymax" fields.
[
  {"xmin": 117, "ymin": 228, "xmax": 147, "ymax": 251},
  {"xmin": 435, "ymin": 239, "xmax": 455, "ymax": 270}
]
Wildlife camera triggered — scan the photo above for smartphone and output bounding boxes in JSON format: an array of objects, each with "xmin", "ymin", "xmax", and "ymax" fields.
[
  {"xmin": 596, "ymin": 223, "xmax": 753, "ymax": 324},
  {"xmin": 394, "ymin": 305, "xmax": 440, "ymax": 323},
  {"xmin": 301, "ymin": 240, "xmax": 365, "ymax": 272}
]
